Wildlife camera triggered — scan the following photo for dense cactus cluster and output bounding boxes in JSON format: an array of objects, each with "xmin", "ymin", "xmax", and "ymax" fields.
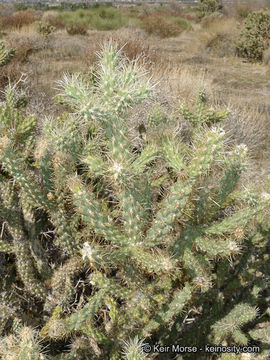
[
  {"xmin": 34, "ymin": 21, "xmax": 56, "ymax": 37},
  {"xmin": 0, "ymin": 42, "xmax": 269, "ymax": 360},
  {"xmin": 196, "ymin": 0, "xmax": 223, "ymax": 19}
]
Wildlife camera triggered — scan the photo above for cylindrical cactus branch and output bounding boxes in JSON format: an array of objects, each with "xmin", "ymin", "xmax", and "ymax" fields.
[{"xmin": 0, "ymin": 41, "xmax": 15, "ymax": 67}]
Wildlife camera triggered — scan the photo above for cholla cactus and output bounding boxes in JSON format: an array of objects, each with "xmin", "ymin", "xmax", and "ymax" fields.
[
  {"xmin": 211, "ymin": 303, "xmax": 259, "ymax": 344},
  {"xmin": 34, "ymin": 21, "xmax": 56, "ymax": 37},
  {"xmin": 122, "ymin": 336, "xmax": 150, "ymax": 360},
  {"xmin": 235, "ymin": 11, "xmax": 270, "ymax": 62},
  {"xmin": 196, "ymin": 0, "xmax": 223, "ymax": 19},
  {"xmin": 0, "ymin": 325, "xmax": 47, "ymax": 360},
  {"xmin": 2, "ymin": 79, "xmax": 27, "ymax": 109},
  {"xmin": 0, "ymin": 41, "xmax": 269, "ymax": 359},
  {"xmin": 179, "ymin": 86, "xmax": 228, "ymax": 128},
  {"xmin": 0, "ymin": 42, "xmax": 15, "ymax": 67}
]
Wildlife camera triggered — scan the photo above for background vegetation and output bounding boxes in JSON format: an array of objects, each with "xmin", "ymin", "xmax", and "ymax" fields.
[{"xmin": 0, "ymin": 0, "xmax": 269, "ymax": 359}]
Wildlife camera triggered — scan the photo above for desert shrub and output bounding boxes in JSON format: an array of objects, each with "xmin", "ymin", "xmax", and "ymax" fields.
[
  {"xmin": 66, "ymin": 23, "xmax": 88, "ymax": 36},
  {"xmin": 33, "ymin": 21, "xmax": 56, "ymax": 37},
  {"xmin": 196, "ymin": 0, "xmax": 223, "ymax": 19},
  {"xmin": 42, "ymin": 13, "xmax": 66, "ymax": 29},
  {"xmin": 96, "ymin": 6, "xmax": 118, "ymax": 20},
  {"xmin": 89, "ymin": 7, "xmax": 128, "ymax": 30},
  {"xmin": 235, "ymin": 11, "xmax": 270, "ymax": 61},
  {"xmin": 171, "ymin": 16, "xmax": 192, "ymax": 31},
  {"xmin": 0, "ymin": 10, "xmax": 40, "ymax": 30},
  {"xmin": 140, "ymin": 14, "xmax": 183, "ymax": 38},
  {"xmin": 58, "ymin": 9, "xmax": 88, "ymax": 25}
]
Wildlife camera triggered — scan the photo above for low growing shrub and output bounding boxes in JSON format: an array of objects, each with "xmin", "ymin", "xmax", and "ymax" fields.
[
  {"xmin": 140, "ymin": 14, "xmax": 183, "ymax": 38},
  {"xmin": 235, "ymin": 10, "xmax": 270, "ymax": 61},
  {"xmin": 0, "ymin": 10, "xmax": 40, "ymax": 30},
  {"xmin": 66, "ymin": 23, "xmax": 88, "ymax": 36},
  {"xmin": 171, "ymin": 16, "xmax": 192, "ymax": 31},
  {"xmin": 89, "ymin": 8, "xmax": 128, "ymax": 30},
  {"xmin": 96, "ymin": 6, "xmax": 118, "ymax": 20},
  {"xmin": 42, "ymin": 13, "xmax": 66, "ymax": 29}
]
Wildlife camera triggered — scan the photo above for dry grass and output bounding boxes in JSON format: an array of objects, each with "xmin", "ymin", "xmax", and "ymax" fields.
[
  {"xmin": 0, "ymin": 26, "xmax": 48, "ymax": 88},
  {"xmin": 6, "ymin": 27, "xmax": 47, "ymax": 62},
  {"xmin": 149, "ymin": 64, "xmax": 213, "ymax": 107},
  {"xmin": 102, "ymin": 30, "xmax": 159, "ymax": 65},
  {"xmin": 221, "ymin": 105, "xmax": 270, "ymax": 156},
  {"xmin": 192, "ymin": 17, "xmax": 239, "ymax": 57},
  {"xmin": 23, "ymin": 30, "xmax": 94, "ymax": 63},
  {"xmin": 0, "ymin": 61, "xmax": 24, "ymax": 89},
  {"xmin": 222, "ymin": 103, "xmax": 270, "ymax": 191},
  {"xmin": 80, "ymin": 28, "xmax": 160, "ymax": 68}
]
